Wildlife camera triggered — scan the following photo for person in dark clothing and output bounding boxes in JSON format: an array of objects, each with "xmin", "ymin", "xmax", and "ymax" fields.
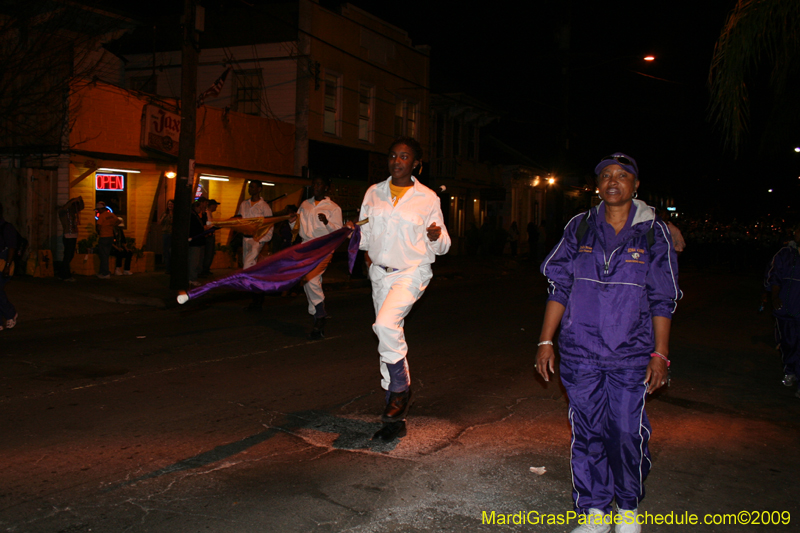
[
  {"xmin": 188, "ymin": 201, "xmax": 206, "ymax": 286},
  {"xmin": 764, "ymin": 224, "xmax": 800, "ymax": 398},
  {"xmin": 57, "ymin": 196, "xmax": 84, "ymax": 281},
  {"xmin": 0, "ymin": 202, "xmax": 19, "ymax": 330},
  {"xmin": 200, "ymin": 199, "xmax": 219, "ymax": 277},
  {"xmin": 112, "ymin": 218, "xmax": 133, "ymax": 275},
  {"xmin": 508, "ymin": 221, "xmax": 520, "ymax": 256}
]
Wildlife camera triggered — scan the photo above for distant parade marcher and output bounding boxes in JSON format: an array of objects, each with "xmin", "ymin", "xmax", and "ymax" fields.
[
  {"xmin": 764, "ymin": 224, "xmax": 800, "ymax": 398},
  {"xmin": 659, "ymin": 209, "xmax": 685, "ymax": 253},
  {"xmin": 356, "ymin": 136, "xmax": 451, "ymax": 442},
  {"xmin": 536, "ymin": 153, "xmax": 681, "ymax": 533},
  {"xmin": 290, "ymin": 176, "xmax": 343, "ymax": 339},
  {"xmin": 238, "ymin": 181, "xmax": 273, "ymax": 311}
]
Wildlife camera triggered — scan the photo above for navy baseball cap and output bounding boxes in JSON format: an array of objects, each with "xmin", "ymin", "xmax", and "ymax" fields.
[{"xmin": 595, "ymin": 153, "xmax": 639, "ymax": 178}]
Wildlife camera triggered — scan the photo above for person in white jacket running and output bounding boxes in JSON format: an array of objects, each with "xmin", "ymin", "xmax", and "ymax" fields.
[{"xmin": 357, "ymin": 136, "xmax": 451, "ymax": 441}]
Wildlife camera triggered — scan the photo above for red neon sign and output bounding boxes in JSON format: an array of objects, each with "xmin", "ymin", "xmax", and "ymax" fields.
[{"xmin": 96, "ymin": 173, "xmax": 125, "ymax": 191}]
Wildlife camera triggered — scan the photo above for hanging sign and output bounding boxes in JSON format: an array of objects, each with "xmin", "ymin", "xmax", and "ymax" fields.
[{"xmin": 141, "ymin": 104, "xmax": 180, "ymax": 156}]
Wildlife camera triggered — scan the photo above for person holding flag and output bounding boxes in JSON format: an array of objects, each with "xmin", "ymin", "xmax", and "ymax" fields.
[
  {"xmin": 357, "ymin": 136, "xmax": 451, "ymax": 442},
  {"xmin": 238, "ymin": 180, "xmax": 273, "ymax": 310},
  {"xmin": 291, "ymin": 176, "xmax": 342, "ymax": 339}
]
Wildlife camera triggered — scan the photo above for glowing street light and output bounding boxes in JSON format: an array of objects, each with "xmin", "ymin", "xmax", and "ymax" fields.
[{"xmin": 643, "ymin": 55, "xmax": 655, "ymax": 61}]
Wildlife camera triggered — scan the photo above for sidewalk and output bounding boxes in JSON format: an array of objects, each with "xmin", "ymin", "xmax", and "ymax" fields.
[{"xmin": 4, "ymin": 253, "xmax": 535, "ymax": 325}]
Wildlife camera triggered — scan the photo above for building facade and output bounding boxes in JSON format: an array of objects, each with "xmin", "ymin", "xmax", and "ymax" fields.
[{"xmin": 122, "ymin": 0, "xmax": 431, "ymax": 221}]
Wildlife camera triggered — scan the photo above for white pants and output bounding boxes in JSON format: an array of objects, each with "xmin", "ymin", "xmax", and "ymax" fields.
[
  {"xmin": 302, "ymin": 253, "xmax": 333, "ymax": 315},
  {"xmin": 242, "ymin": 237, "xmax": 265, "ymax": 269},
  {"xmin": 370, "ymin": 264, "xmax": 432, "ymax": 390}
]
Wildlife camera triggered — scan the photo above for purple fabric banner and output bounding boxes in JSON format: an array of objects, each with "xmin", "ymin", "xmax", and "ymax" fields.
[
  {"xmin": 185, "ymin": 226, "xmax": 360, "ymax": 301},
  {"xmin": 347, "ymin": 223, "xmax": 361, "ymax": 274}
]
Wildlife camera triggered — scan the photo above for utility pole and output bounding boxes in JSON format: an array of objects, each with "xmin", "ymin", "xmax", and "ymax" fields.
[{"xmin": 171, "ymin": 0, "xmax": 200, "ymax": 290}]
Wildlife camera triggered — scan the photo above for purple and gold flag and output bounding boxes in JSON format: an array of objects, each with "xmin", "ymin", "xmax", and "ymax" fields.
[
  {"xmin": 180, "ymin": 225, "xmax": 361, "ymax": 303},
  {"xmin": 210, "ymin": 215, "xmax": 290, "ymax": 242}
]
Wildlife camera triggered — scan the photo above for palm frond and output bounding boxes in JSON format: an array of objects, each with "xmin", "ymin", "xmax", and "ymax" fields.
[{"xmin": 708, "ymin": 0, "xmax": 800, "ymax": 156}]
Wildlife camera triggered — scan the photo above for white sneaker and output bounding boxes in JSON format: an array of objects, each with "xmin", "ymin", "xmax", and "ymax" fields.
[
  {"xmin": 782, "ymin": 374, "xmax": 797, "ymax": 387},
  {"xmin": 97, "ymin": 273, "xmax": 110, "ymax": 279},
  {"xmin": 115, "ymin": 267, "xmax": 123, "ymax": 275},
  {"xmin": 123, "ymin": 270, "xmax": 133, "ymax": 275},
  {"xmin": 6, "ymin": 313, "xmax": 18, "ymax": 329},
  {"xmin": 615, "ymin": 509, "xmax": 641, "ymax": 533},
  {"xmin": 571, "ymin": 509, "xmax": 610, "ymax": 533}
]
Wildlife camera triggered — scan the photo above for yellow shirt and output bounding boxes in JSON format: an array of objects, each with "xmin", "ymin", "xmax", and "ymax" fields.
[{"xmin": 389, "ymin": 183, "xmax": 412, "ymax": 206}]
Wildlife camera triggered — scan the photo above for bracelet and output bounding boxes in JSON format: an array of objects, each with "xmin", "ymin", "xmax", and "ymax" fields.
[
  {"xmin": 537, "ymin": 340, "xmax": 554, "ymax": 347},
  {"xmin": 651, "ymin": 352, "xmax": 670, "ymax": 367}
]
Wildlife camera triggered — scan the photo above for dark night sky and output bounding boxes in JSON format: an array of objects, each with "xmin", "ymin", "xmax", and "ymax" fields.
[
  {"xmin": 350, "ymin": 0, "xmax": 800, "ymax": 219},
  {"xmin": 103, "ymin": 0, "xmax": 800, "ymax": 219}
]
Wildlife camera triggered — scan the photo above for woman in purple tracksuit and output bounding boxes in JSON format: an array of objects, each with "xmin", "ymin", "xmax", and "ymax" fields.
[{"xmin": 535, "ymin": 153, "xmax": 681, "ymax": 533}]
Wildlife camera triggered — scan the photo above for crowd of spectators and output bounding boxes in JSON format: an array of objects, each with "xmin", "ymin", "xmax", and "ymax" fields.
[{"xmin": 672, "ymin": 216, "xmax": 796, "ymax": 273}]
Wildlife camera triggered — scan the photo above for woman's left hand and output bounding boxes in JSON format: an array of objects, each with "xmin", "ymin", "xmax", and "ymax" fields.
[{"xmin": 644, "ymin": 356, "xmax": 669, "ymax": 393}]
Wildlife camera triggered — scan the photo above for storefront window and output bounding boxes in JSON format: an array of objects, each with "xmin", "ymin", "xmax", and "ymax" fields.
[{"xmin": 95, "ymin": 172, "xmax": 127, "ymax": 220}]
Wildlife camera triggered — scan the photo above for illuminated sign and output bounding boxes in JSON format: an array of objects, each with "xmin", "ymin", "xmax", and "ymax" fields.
[
  {"xmin": 141, "ymin": 104, "xmax": 180, "ymax": 156},
  {"xmin": 667, "ymin": 207, "xmax": 677, "ymax": 212},
  {"xmin": 96, "ymin": 173, "xmax": 125, "ymax": 191}
]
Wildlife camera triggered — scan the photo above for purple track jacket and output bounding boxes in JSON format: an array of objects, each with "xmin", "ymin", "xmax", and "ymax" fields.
[{"xmin": 541, "ymin": 200, "xmax": 681, "ymax": 368}]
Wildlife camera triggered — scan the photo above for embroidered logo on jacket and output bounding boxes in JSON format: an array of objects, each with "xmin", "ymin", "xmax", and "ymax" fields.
[
  {"xmin": 626, "ymin": 247, "xmax": 646, "ymax": 264},
  {"xmin": 579, "ymin": 245, "xmax": 592, "ymax": 253}
]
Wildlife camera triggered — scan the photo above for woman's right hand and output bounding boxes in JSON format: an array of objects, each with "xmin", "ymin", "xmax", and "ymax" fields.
[{"xmin": 535, "ymin": 344, "xmax": 555, "ymax": 381}]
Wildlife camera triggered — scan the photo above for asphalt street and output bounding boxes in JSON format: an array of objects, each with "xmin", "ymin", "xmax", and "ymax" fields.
[{"xmin": 1, "ymin": 259, "xmax": 798, "ymax": 532}]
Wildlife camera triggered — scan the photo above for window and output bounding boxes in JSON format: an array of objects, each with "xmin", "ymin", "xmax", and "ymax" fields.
[
  {"xmin": 129, "ymin": 75, "xmax": 157, "ymax": 94},
  {"xmin": 394, "ymin": 98, "xmax": 419, "ymax": 137},
  {"xmin": 434, "ymin": 114, "xmax": 445, "ymax": 158},
  {"xmin": 358, "ymin": 83, "xmax": 374, "ymax": 142},
  {"xmin": 406, "ymin": 101, "xmax": 418, "ymax": 138},
  {"xmin": 467, "ymin": 125, "xmax": 478, "ymax": 160},
  {"xmin": 324, "ymin": 72, "xmax": 341, "ymax": 136},
  {"xmin": 452, "ymin": 119, "xmax": 461, "ymax": 157},
  {"xmin": 232, "ymin": 69, "xmax": 263, "ymax": 116}
]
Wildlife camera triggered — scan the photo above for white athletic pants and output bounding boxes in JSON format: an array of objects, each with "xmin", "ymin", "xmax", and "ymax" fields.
[
  {"xmin": 369, "ymin": 263, "xmax": 432, "ymax": 390},
  {"xmin": 242, "ymin": 237, "xmax": 265, "ymax": 269},
  {"xmin": 302, "ymin": 253, "xmax": 333, "ymax": 315}
]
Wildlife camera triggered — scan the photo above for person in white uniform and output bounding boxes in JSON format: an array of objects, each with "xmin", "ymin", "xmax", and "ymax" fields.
[
  {"xmin": 293, "ymin": 176, "xmax": 343, "ymax": 339},
  {"xmin": 238, "ymin": 180, "xmax": 273, "ymax": 311},
  {"xmin": 357, "ymin": 136, "xmax": 451, "ymax": 441}
]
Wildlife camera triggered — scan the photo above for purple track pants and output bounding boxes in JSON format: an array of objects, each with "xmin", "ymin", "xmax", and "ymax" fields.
[{"xmin": 560, "ymin": 360, "xmax": 652, "ymax": 513}]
